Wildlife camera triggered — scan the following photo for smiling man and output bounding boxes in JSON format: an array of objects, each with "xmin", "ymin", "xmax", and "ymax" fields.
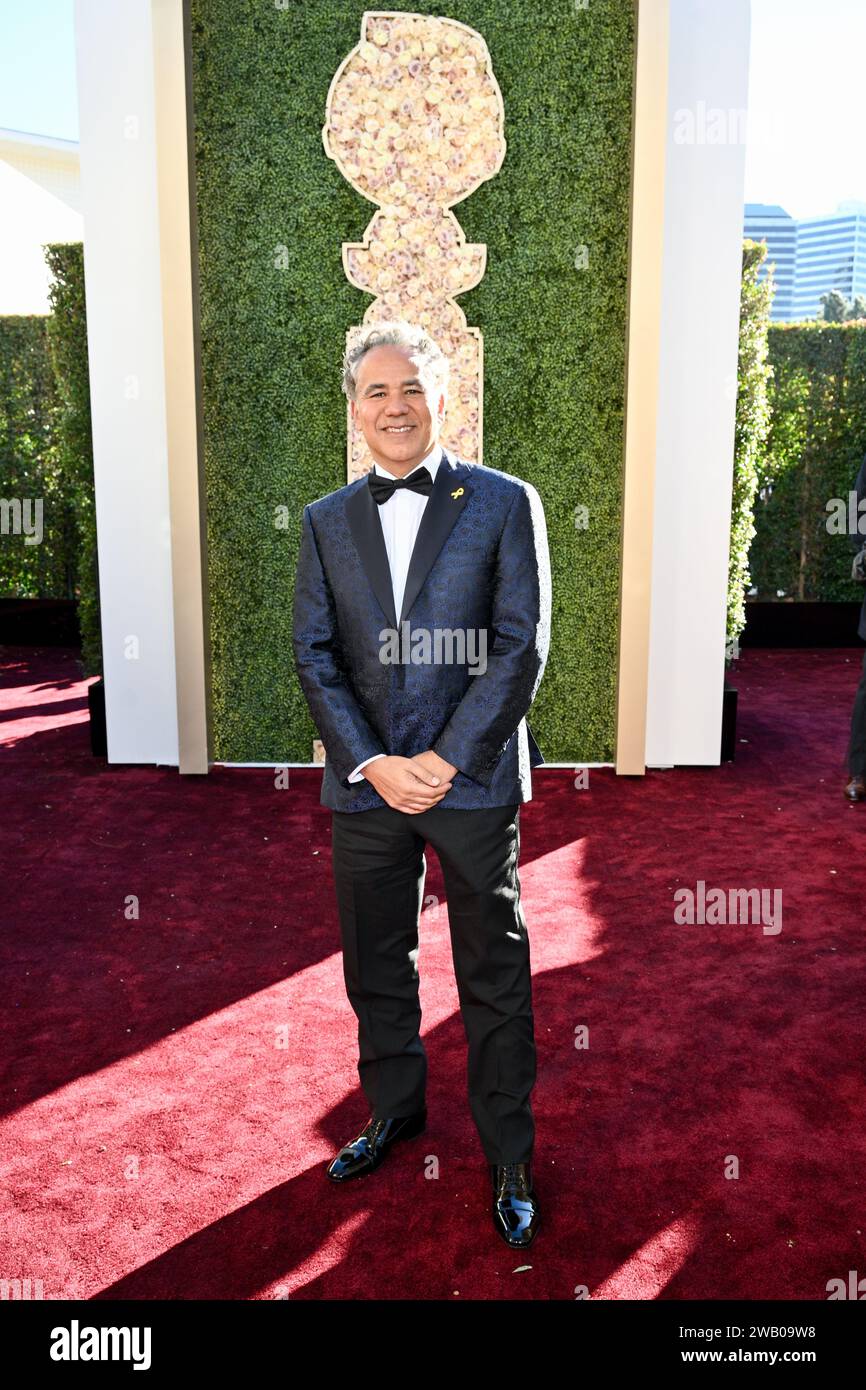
[{"xmin": 292, "ymin": 319, "xmax": 551, "ymax": 1247}]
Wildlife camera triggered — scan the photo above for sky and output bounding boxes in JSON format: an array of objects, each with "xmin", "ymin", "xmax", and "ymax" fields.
[
  {"xmin": 743, "ymin": 0, "xmax": 866, "ymax": 218},
  {"xmin": 0, "ymin": 1, "xmax": 78, "ymax": 143},
  {"xmin": 0, "ymin": 0, "xmax": 863, "ymax": 220}
]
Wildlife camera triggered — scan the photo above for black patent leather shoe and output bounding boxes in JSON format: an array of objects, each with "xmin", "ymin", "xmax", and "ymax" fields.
[
  {"xmin": 490, "ymin": 1161, "xmax": 540, "ymax": 1247},
  {"xmin": 325, "ymin": 1109, "xmax": 427, "ymax": 1181}
]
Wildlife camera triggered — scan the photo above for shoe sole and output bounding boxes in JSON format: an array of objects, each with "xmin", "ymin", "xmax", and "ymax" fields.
[{"xmin": 325, "ymin": 1122, "xmax": 427, "ymax": 1182}]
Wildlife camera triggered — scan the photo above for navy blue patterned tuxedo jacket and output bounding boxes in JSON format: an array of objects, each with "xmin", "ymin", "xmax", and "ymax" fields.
[{"xmin": 292, "ymin": 445, "xmax": 552, "ymax": 811}]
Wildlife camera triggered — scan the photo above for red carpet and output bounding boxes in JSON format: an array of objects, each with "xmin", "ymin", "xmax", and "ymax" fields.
[{"xmin": 1, "ymin": 643, "xmax": 865, "ymax": 1300}]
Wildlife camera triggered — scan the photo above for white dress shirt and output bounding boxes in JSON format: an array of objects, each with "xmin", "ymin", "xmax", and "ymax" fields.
[{"xmin": 348, "ymin": 442, "xmax": 442, "ymax": 783}]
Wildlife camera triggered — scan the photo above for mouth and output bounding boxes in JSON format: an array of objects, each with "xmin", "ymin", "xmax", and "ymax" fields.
[{"xmin": 382, "ymin": 424, "xmax": 415, "ymax": 434}]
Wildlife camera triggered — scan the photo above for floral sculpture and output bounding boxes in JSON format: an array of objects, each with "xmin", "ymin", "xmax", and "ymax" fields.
[{"xmin": 322, "ymin": 10, "xmax": 506, "ymax": 479}]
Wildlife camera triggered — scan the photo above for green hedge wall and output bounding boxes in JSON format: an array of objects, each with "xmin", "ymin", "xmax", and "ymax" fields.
[
  {"xmin": 188, "ymin": 0, "xmax": 635, "ymax": 763},
  {"xmin": 728, "ymin": 240, "xmax": 773, "ymax": 653},
  {"xmin": 0, "ymin": 314, "xmax": 70, "ymax": 600},
  {"xmin": 0, "ymin": 246, "xmax": 99, "ymax": 674},
  {"xmin": 749, "ymin": 322, "xmax": 866, "ymax": 603},
  {"xmin": 44, "ymin": 243, "xmax": 101, "ymax": 675}
]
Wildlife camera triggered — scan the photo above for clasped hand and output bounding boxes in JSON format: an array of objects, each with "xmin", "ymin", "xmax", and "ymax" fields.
[{"xmin": 363, "ymin": 750, "xmax": 457, "ymax": 813}]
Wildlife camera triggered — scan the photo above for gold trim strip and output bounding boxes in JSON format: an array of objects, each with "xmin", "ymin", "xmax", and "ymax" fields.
[
  {"xmin": 151, "ymin": 0, "xmax": 211, "ymax": 774},
  {"xmin": 616, "ymin": 0, "xmax": 669, "ymax": 775}
]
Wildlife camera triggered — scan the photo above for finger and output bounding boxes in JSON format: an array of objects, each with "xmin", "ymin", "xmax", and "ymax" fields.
[
  {"xmin": 404, "ymin": 794, "xmax": 446, "ymax": 811},
  {"xmin": 405, "ymin": 795, "xmax": 446, "ymax": 812},
  {"xmin": 408, "ymin": 768, "xmax": 442, "ymax": 787},
  {"xmin": 409, "ymin": 790, "xmax": 449, "ymax": 808}
]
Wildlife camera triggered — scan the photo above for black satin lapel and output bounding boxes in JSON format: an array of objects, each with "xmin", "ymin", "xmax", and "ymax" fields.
[
  {"xmin": 345, "ymin": 480, "xmax": 398, "ymax": 631},
  {"xmin": 399, "ymin": 451, "xmax": 472, "ymax": 625}
]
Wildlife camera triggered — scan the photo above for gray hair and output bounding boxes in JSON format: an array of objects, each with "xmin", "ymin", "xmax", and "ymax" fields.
[{"xmin": 341, "ymin": 319, "xmax": 450, "ymax": 403}]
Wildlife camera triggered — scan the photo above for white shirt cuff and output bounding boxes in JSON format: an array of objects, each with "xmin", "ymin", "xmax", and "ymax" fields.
[{"xmin": 348, "ymin": 753, "xmax": 387, "ymax": 783}]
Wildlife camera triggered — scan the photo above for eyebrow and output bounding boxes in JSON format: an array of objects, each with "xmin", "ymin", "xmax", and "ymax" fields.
[{"xmin": 362, "ymin": 379, "xmax": 423, "ymax": 394}]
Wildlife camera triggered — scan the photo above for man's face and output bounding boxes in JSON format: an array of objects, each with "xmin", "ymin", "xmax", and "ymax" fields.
[{"xmin": 350, "ymin": 344, "xmax": 446, "ymax": 476}]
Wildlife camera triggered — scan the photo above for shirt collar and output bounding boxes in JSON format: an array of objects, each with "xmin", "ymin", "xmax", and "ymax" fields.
[{"xmin": 372, "ymin": 442, "xmax": 443, "ymax": 482}]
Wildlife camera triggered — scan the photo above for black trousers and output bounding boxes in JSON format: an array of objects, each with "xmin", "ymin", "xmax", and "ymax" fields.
[
  {"xmin": 848, "ymin": 645, "xmax": 866, "ymax": 776},
  {"xmin": 330, "ymin": 801, "xmax": 537, "ymax": 1165}
]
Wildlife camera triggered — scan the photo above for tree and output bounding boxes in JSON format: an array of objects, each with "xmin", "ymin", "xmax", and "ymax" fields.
[{"xmin": 820, "ymin": 289, "xmax": 849, "ymax": 323}]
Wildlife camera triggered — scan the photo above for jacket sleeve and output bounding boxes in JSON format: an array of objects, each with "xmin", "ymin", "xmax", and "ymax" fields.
[
  {"xmin": 292, "ymin": 504, "xmax": 387, "ymax": 787},
  {"xmin": 432, "ymin": 481, "xmax": 551, "ymax": 787},
  {"xmin": 852, "ymin": 454, "xmax": 866, "ymax": 553}
]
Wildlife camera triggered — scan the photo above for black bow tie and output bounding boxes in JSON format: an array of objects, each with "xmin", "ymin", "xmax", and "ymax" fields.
[{"xmin": 368, "ymin": 465, "xmax": 433, "ymax": 505}]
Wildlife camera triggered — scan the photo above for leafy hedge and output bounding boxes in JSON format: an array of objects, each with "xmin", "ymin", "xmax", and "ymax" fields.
[
  {"xmin": 0, "ymin": 244, "xmax": 100, "ymax": 674},
  {"xmin": 188, "ymin": 0, "xmax": 635, "ymax": 763},
  {"xmin": 749, "ymin": 321, "xmax": 866, "ymax": 603},
  {"xmin": 45, "ymin": 243, "xmax": 100, "ymax": 675},
  {"xmin": 728, "ymin": 240, "xmax": 773, "ymax": 653},
  {"xmin": 0, "ymin": 314, "xmax": 70, "ymax": 599}
]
